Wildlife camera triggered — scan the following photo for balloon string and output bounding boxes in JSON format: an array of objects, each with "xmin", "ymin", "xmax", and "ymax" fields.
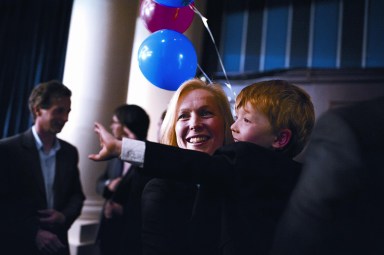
[
  {"xmin": 197, "ymin": 64, "xmax": 212, "ymax": 84},
  {"xmin": 189, "ymin": 4, "xmax": 236, "ymax": 101},
  {"xmin": 174, "ymin": 8, "xmax": 179, "ymax": 19}
]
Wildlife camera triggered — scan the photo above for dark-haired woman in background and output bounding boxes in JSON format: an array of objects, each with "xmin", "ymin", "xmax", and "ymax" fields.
[{"xmin": 96, "ymin": 104, "xmax": 151, "ymax": 255}]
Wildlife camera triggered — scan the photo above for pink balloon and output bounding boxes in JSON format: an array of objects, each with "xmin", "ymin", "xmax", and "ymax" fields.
[{"xmin": 140, "ymin": 0, "xmax": 194, "ymax": 33}]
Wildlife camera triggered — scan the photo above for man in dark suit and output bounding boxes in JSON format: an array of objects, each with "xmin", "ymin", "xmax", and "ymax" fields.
[
  {"xmin": 0, "ymin": 80, "xmax": 85, "ymax": 255},
  {"xmin": 271, "ymin": 96, "xmax": 384, "ymax": 255}
]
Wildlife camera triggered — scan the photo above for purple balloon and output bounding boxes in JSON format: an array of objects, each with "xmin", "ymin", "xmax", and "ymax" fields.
[
  {"xmin": 154, "ymin": 0, "xmax": 194, "ymax": 8},
  {"xmin": 140, "ymin": 0, "xmax": 194, "ymax": 33}
]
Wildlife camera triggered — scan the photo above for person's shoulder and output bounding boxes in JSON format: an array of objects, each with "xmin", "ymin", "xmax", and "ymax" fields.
[
  {"xmin": 57, "ymin": 138, "xmax": 80, "ymax": 163},
  {"xmin": 58, "ymin": 138, "xmax": 78, "ymax": 151},
  {"xmin": 0, "ymin": 129, "xmax": 31, "ymax": 147},
  {"xmin": 327, "ymin": 96, "xmax": 384, "ymax": 122},
  {"xmin": 324, "ymin": 96, "xmax": 384, "ymax": 150},
  {"xmin": 215, "ymin": 142, "xmax": 301, "ymax": 179},
  {"xmin": 218, "ymin": 141, "xmax": 279, "ymax": 156},
  {"xmin": 0, "ymin": 134, "xmax": 19, "ymax": 145},
  {"xmin": 218, "ymin": 142, "xmax": 300, "ymax": 165},
  {"xmin": 318, "ymin": 96, "xmax": 384, "ymax": 133}
]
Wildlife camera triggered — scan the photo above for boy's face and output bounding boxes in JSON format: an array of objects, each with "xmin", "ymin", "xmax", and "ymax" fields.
[
  {"xmin": 175, "ymin": 89, "xmax": 225, "ymax": 155},
  {"xmin": 231, "ymin": 102, "xmax": 277, "ymax": 148}
]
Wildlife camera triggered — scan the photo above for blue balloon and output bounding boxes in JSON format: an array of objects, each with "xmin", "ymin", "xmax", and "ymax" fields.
[
  {"xmin": 153, "ymin": 0, "xmax": 194, "ymax": 8},
  {"xmin": 138, "ymin": 29, "xmax": 197, "ymax": 91}
]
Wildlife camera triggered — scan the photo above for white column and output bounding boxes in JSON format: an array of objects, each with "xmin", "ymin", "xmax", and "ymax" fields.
[{"xmin": 61, "ymin": 0, "xmax": 139, "ymax": 253}]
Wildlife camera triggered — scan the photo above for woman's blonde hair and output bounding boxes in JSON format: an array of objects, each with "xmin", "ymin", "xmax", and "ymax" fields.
[{"xmin": 159, "ymin": 78, "xmax": 234, "ymax": 147}]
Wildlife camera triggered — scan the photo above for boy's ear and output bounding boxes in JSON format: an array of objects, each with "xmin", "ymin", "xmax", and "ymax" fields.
[{"xmin": 272, "ymin": 129, "xmax": 292, "ymax": 149}]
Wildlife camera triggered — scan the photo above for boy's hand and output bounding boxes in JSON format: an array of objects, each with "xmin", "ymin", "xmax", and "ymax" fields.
[{"xmin": 88, "ymin": 122, "xmax": 122, "ymax": 161}]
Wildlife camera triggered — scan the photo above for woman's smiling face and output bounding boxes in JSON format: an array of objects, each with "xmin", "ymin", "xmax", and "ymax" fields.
[{"xmin": 175, "ymin": 88, "xmax": 225, "ymax": 155}]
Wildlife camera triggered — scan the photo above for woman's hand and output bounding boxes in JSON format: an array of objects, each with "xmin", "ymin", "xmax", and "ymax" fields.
[{"xmin": 88, "ymin": 122, "xmax": 122, "ymax": 161}]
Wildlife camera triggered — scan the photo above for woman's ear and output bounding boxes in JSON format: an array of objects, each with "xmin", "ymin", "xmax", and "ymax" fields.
[{"xmin": 272, "ymin": 129, "xmax": 292, "ymax": 149}]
